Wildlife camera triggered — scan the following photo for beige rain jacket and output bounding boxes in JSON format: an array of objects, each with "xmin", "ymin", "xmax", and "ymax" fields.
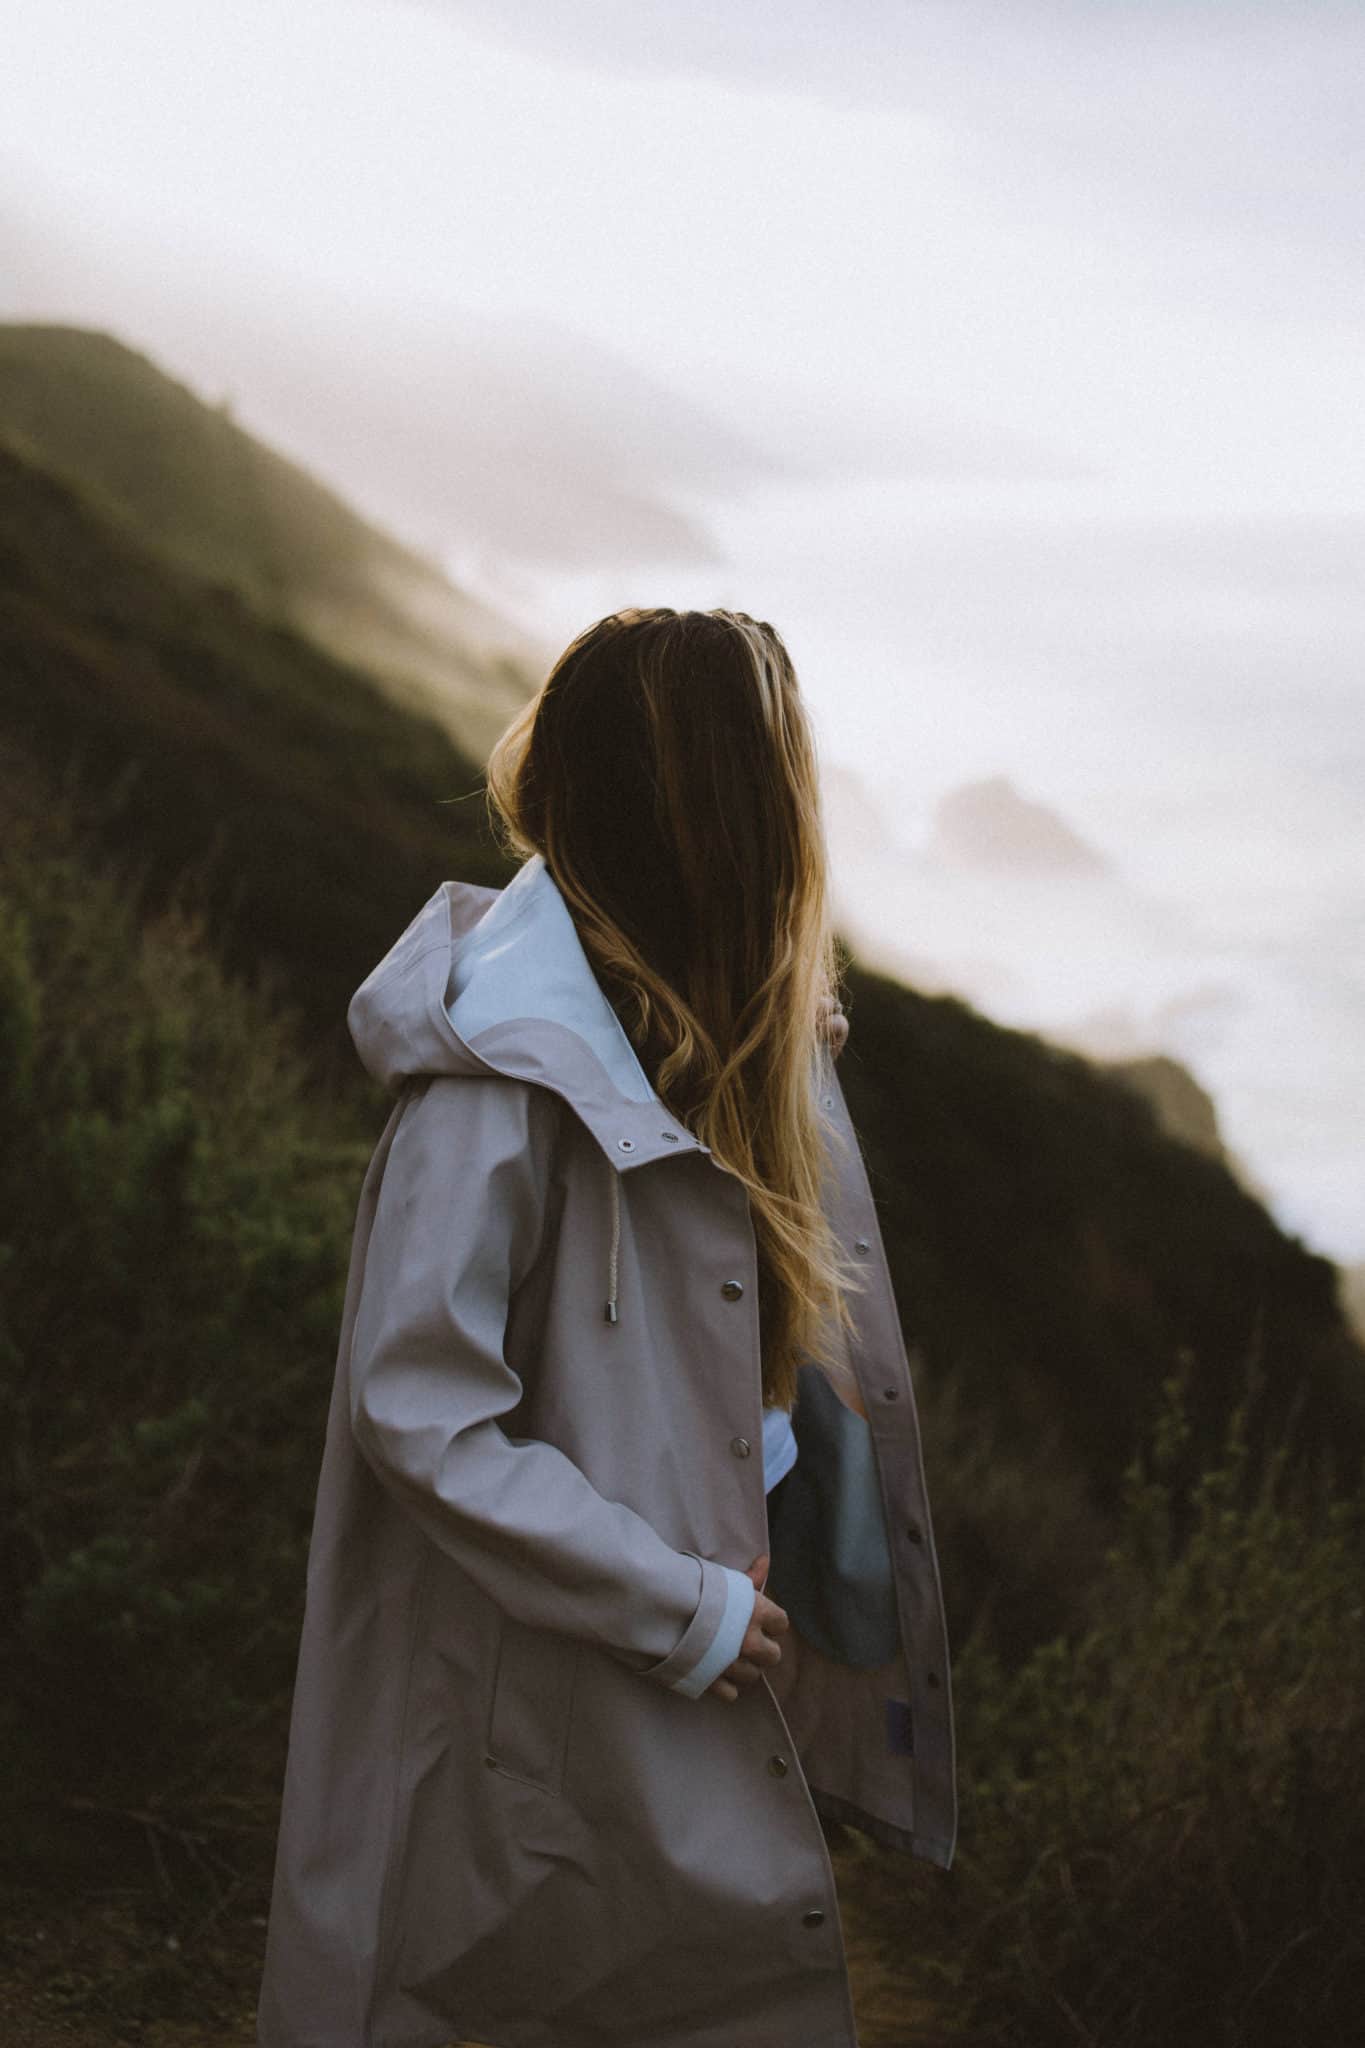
[{"xmin": 257, "ymin": 852, "xmax": 956, "ymax": 2048}]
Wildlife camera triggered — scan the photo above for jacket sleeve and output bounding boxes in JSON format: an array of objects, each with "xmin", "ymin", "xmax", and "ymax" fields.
[{"xmin": 348, "ymin": 1072, "xmax": 756, "ymax": 1698}]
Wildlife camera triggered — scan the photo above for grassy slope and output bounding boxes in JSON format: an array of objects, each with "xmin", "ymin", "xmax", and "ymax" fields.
[
  {"xmin": 0, "ymin": 433, "xmax": 514, "ymax": 1093},
  {"xmin": 2, "ymin": 425, "xmax": 1363, "ymax": 2043},
  {"xmin": 839, "ymin": 964, "xmax": 1363, "ymax": 1542},
  {"xmin": 1, "ymin": 425, "xmax": 1360, "ymax": 1648},
  {"xmin": 0, "ymin": 322, "xmax": 538, "ymax": 762}
]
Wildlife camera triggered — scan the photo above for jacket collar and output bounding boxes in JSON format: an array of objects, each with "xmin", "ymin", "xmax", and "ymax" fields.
[{"xmin": 347, "ymin": 853, "xmax": 709, "ymax": 1173}]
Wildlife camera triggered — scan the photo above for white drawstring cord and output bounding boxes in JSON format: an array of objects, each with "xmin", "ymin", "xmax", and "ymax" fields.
[{"xmin": 604, "ymin": 1162, "xmax": 621, "ymax": 1324}]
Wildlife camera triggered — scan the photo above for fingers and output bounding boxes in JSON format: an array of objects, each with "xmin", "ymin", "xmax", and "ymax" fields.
[
  {"xmin": 704, "ymin": 1633, "xmax": 785, "ymax": 1703},
  {"xmin": 742, "ymin": 1644, "xmax": 783, "ymax": 1676},
  {"xmin": 705, "ymin": 1656, "xmax": 768, "ymax": 1702},
  {"xmin": 727, "ymin": 1656, "xmax": 768, "ymax": 1686},
  {"xmin": 753, "ymin": 1594, "xmax": 789, "ymax": 1635},
  {"xmin": 736, "ymin": 1625, "xmax": 784, "ymax": 1674},
  {"xmin": 708, "ymin": 1557, "xmax": 789, "ymax": 1703}
]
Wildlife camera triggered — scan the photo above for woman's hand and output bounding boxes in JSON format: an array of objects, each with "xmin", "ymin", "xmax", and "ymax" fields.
[{"xmin": 706, "ymin": 1553, "xmax": 789, "ymax": 1703}]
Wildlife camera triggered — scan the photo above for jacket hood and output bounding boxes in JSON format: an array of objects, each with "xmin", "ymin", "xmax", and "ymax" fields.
[{"xmin": 346, "ymin": 851, "xmax": 709, "ymax": 1179}]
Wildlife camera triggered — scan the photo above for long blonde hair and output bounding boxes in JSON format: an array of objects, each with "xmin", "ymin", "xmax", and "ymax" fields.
[{"xmin": 484, "ymin": 606, "xmax": 862, "ymax": 1413}]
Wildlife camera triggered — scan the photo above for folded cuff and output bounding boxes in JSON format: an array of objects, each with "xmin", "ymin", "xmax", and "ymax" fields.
[{"xmin": 668, "ymin": 1565, "xmax": 757, "ymax": 1700}]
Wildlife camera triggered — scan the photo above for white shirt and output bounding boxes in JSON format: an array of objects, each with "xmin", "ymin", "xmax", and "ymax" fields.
[{"xmin": 761, "ymin": 1401, "xmax": 797, "ymax": 1493}]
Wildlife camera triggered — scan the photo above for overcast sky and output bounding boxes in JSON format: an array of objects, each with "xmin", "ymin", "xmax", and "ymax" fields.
[{"xmin": 2, "ymin": 0, "xmax": 1362, "ymax": 1261}]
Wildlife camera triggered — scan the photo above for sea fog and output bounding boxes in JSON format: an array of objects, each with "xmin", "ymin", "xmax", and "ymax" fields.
[{"xmin": 490, "ymin": 471, "xmax": 1365, "ymax": 1271}]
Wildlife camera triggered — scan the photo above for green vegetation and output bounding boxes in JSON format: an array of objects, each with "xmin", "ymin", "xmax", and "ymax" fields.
[
  {"xmin": 0, "ymin": 431, "xmax": 514, "ymax": 1094},
  {"xmin": 840, "ymin": 962, "xmax": 1363, "ymax": 1661},
  {"xmin": 0, "ymin": 321, "xmax": 536, "ymax": 763},
  {"xmin": 0, "ymin": 752, "xmax": 362, "ymax": 1827},
  {"xmin": 841, "ymin": 1360, "xmax": 1365, "ymax": 2044},
  {"xmin": 1, "ymin": 367, "xmax": 1362, "ymax": 2038},
  {"xmin": 5, "ymin": 781, "xmax": 1360, "ymax": 2039}
]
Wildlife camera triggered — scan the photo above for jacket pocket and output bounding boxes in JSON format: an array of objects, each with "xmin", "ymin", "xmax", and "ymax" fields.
[
  {"xmin": 765, "ymin": 1361, "xmax": 902, "ymax": 1669},
  {"xmin": 485, "ymin": 1610, "xmax": 581, "ymax": 1797}
]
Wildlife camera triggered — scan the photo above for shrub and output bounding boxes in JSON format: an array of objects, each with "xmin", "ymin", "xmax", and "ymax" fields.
[{"xmin": 847, "ymin": 1350, "xmax": 1365, "ymax": 2045}]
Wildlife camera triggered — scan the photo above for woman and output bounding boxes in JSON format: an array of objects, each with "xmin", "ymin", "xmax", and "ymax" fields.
[{"xmin": 257, "ymin": 609, "xmax": 956, "ymax": 2048}]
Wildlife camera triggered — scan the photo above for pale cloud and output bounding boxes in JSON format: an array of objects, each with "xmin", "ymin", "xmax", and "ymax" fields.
[{"xmin": 417, "ymin": 0, "xmax": 1365, "ymax": 238}]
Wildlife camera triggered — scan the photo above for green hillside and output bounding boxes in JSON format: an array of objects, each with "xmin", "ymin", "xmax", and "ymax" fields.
[
  {"xmin": 1, "ymin": 405, "xmax": 1359, "ymax": 1632},
  {"xmin": 0, "ymin": 432, "xmax": 513, "ymax": 1093},
  {"xmin": 839, "ymin": 963, "xmax": 1363, "ymax": 1649},
  {"xmin": 2, "ymin": 406, "xmax": 1363, "ymax": 2043},
  {"xmin": 3, "ymin": 735, "xmax": 1361, "ymax": 2048},
  {"xmin": 0, "ymin": 321, "xmax": 539, "ymax": 763}
]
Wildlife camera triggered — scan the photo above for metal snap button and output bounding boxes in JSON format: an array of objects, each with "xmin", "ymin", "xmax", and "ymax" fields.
[
  {"xmin": 822, "ymin": 1094, "xmax": 834, "ymax": 1108},
  {"xmin": 660, "ymin": 1130, "xmax": 679, "ymax": 1142},
  {"xmin": 617, "ymin": 1137, "xmax": 635, "ymax": 1152},
  {"xmin": 882, "ymin": 1387, "xmax": 899, "ymax": 1400},
  {"xmin": 767, "ymin": 1754, "xmax": 789, "ymax": 1776},
  {"xmin": 720, "ymin": 1279, "xmax": 744, "ymax": 1300},
  {"xmin": 730, "ymin": 1436, "xmax": 751, "ymax": 1458},
  {"xmin": 854, "ymin": 1237, "xmax": 870, "ymax": 1254},
  {"xmin": 802, "ymin": 1909, "xmax": 825, "ymax": 1928}
]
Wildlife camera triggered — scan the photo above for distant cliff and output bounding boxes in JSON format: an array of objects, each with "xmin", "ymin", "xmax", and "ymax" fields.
[{"xmin": 1101, "ymin": 1050, "xmax": 1225, "ymax": 1157}]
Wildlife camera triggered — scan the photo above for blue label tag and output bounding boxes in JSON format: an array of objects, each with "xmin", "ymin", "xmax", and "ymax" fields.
[{"xmin": 886, "ymin": 1697, "xmax": 914, "ymax": 1756}]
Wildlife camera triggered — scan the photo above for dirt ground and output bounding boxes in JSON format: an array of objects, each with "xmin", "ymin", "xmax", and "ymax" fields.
[{"xmin": 0, "ymin": 1829, "xmax": 953, "ymax": 2047}]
